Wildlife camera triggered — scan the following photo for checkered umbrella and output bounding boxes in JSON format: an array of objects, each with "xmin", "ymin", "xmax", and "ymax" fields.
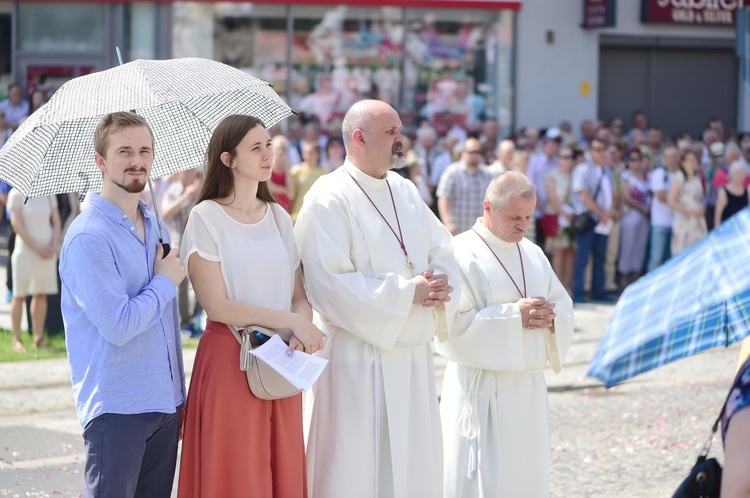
[
  {"xmin": 587, "ymin": 207, "xmax": 750, "ymax": 388},
  {"xmin": 0, "ymin": 57, "xmax": 293, "ymax": 199}
]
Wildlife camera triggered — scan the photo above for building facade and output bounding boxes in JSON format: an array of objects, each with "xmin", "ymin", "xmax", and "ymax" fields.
[
  {"xmin": 1, "ymin": 1, "xmax": 519, "ymax": 136},
  {"xmin": 516, "ymin": 0, "xmax": 740, "ymax": 139},
  {"xmin": 0, "ymin": 1, "xmax": 743, "ymax": 139},
  {"xmin": 0, "ymin": 2, "xmax": 172, "ymax": 97}
]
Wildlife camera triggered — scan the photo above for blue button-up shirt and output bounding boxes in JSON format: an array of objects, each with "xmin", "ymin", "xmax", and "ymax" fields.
[
  {"xmin": 0, "ymin": 98, "xmax": 29, "ymax": 129},
  {"xmin": 60, "ymin": 193, "xmax": 185, "ymax": 428}
]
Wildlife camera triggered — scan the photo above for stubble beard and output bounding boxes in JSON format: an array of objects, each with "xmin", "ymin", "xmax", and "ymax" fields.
[{"xmin": 113, "ymin": 169, "xmax": 148, "ymax": 194}]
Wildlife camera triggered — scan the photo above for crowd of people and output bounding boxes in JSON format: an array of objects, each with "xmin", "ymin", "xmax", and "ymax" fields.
[
  {"xmin": 0, "ymin": 83, "xmax": 73, "ymax": 352},
  {"xmin": 1, "ymin": 78, "xmax": 750, "ymax": 496},
  {"xmin": 4, "ymin": 78, "xmax": 746, "ymax": 351},
  {"xmin": 336, "ymin": 109, "xmax": 746, "ymax": 303}
]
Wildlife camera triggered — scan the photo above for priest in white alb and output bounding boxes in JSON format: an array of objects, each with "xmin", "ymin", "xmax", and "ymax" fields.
[
  {"xmin": 436, "ymin": 171, "xmax": 573, "ymax": 498},
  {"xmin": 294, "ymin": 99, "xmax": 460, "ymax": 498}
]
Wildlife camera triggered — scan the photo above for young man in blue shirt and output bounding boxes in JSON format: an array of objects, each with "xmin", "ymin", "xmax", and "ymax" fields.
[{"xmin": 60, "ymin": 112, "xmax": 186, "ymax": 498}]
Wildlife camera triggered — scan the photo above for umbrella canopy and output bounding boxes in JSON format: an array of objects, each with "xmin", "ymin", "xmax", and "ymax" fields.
[
  {"xmin": 0, "ymin": 57, "xmax": 293, "ymax": 199},
  {"xmin": 587, "ymin": 207, "xmax": 750, "ymax": 388}
]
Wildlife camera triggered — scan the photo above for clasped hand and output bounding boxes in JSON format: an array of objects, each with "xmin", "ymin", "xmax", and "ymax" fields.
[
  {"xmin": 413, "ymin": 269, "xmax": 453, "ymax": 308},
  {"xmin": 518, "ymin": 297, "xmax": 556, "ymax": 330},
  {"xmin": 288, "ymin": 317, "xmax": 325, "ymax": 355},
  {"xmin": 154, "ymin": 245, "xmax": 186, "ymax": 286}
]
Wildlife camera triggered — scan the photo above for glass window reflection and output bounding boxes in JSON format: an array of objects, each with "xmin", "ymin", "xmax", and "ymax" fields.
[
  {"xmin": 171, "ymin": 3, "xmax": 515, "ymax": 137},
  {"xmin": 19, "ymin": 3, "xmax": 105, "ymax": 52}
]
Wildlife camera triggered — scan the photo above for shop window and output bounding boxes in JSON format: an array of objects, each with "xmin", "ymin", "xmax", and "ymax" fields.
[
  {"xmin": 404, "ymin": 8, "xmax": 514, "ymax": 138},
  {"xmin": 289, "ymin": 5, "xmax": 404, "ymax": 132},
  {"xmin": 172, "ymin": 3, "xmax": 289, "ymax": 91},
  {"xmin": 18, "ymin": 3, "xmax": 105, "ymax": 53},
  {"xmin": 125, "ymin": 3, "xmax": 158, "ymax": 61},
  {"xmin": 173, "ymin": 2, "xmax": 214, "ymax": 60},
  {"xmin": 170, "ymin": 3, "xmax": 515, "ymax": 138}
]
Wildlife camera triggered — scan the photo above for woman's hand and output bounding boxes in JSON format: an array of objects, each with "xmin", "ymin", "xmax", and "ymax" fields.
[
  {"xmin": 290, "ymin": 314, "xmax": 325, "ymax": 354},
  {"xmin": 288, "ymin": 336, "xmax": 305, "ymax": 352},
  {"xmin": 38, "ymin": 246, "xmax": 55, "ymax": 259}
]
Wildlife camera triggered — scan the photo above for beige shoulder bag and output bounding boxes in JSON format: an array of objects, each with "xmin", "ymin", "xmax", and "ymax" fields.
[{"xmin": 228, "ymin": 203, "xmax": 301, "ymax": 400}]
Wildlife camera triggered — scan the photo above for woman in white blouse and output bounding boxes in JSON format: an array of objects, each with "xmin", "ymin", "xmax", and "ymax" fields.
[{"xmin": 177, "ymin": 114, "xmax": 324, "ymax": 497}]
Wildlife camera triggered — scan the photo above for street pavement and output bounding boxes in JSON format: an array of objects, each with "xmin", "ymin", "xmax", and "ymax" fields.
[{"xmin": 0, "ymin": 253, "xmax": 742, "ymax": 496}]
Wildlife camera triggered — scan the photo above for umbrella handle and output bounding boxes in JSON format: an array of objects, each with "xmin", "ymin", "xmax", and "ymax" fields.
[
  {"xmin": 145, "ymin": 178, "xmax": 171, "ymax": 259},
  {"xmin": 161, "ymin": 242, "xmax": 171, "ymax": 259}
]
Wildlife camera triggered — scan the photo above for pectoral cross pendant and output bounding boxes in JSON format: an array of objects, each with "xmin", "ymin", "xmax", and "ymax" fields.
[{"xmin": 406, "ymin": 256, "xmax": 415, "ymax": 275}]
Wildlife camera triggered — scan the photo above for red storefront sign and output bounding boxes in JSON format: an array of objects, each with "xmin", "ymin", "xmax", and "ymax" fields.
[
  {"xmin": 641, "ymin": 0, "xmax": 744, "ymax": 26},
  {"xmin": 16, "ymin": 0, "xmax": 522, "ymax": 7},
  {"xmin": 27, "ymin": 65, "xmax": 94, "ymax": 93}
]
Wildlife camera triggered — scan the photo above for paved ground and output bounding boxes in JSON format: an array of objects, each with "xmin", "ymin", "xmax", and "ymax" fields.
[
  {"xmin": 0, "ymin": 252, "xmax": 741, "ymax": 497},
  {"xmin": 547, "ymin": 303, "xmax": 737, "ymax": 498}
]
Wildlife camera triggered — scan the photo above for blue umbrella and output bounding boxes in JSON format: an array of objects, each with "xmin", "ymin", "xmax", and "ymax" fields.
[{"xmin": 588, "ymin": 207, "xmax": 750, "ymax": 388}]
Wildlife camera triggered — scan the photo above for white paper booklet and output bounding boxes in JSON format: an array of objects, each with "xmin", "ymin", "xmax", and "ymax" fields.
[{"xmin": 249, "ymin": 334, "xmax": 329, "ymax": 390}]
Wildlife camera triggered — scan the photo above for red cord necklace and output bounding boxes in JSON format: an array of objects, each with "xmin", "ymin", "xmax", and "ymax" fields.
[
  {"xmin": 472, "ymin": 228, "xmax": 527, "ymax": 299},
  {"xmin": 348, "ymin": 171, "xmax": 415, "ymax": 275}
]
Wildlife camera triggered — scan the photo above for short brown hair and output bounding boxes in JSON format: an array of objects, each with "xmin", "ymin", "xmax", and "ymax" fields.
[{"xmin": 93, "ymin": 112, "xmax": 154, "ymax": 157}]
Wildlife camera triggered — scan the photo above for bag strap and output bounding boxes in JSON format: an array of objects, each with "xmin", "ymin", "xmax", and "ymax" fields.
[
  {"xmin": 268, "ymin": 201, "xmax": 281, "ymax": 233},
  {"xmin": 591, "ymin": 166, "xmax": 605, "ymax": 202},
  {"xmin": 268, "ymin": 202, "xmax": 291, "ymax": 259},
  {"xmin": 228, "ymin": 325, "xmax": 242, "ymax": 344},
  {"xmin": 704, "ymin": 358, "xmax": 750, "ymax": 459},
  {"xmin": 697, "ymin": 394, "xmax": 729, "ymax": 462}
]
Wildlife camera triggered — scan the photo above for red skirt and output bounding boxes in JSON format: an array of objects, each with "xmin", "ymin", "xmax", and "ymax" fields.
[{"xmin": 177, "ymin": 320, "xmax": 307, "ymax": 498}]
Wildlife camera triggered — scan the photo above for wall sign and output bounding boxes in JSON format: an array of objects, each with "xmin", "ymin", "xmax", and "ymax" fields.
[
  {"xmin": 641, "ymin": 0, "xmax": 744, "ymax": 26},
  {"xmin": 583, "ymin": 0, "xmax": 617, "ymax": 29}
]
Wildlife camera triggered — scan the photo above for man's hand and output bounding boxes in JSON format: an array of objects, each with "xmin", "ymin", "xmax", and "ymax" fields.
[
  {"xmin": 155, "ymin": 245, "xmax": 186, "ymax": 286},
  {"xmin": 412, "ymin": 269, "xmax": 453, "ymax": 308},
  {"xmin": 518, "ymin": 297, "xmax": 556, "ymax": 329}
]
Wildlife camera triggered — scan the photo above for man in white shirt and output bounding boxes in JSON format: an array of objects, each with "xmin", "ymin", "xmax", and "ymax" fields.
[
  {"xmin": 647, "ymin": 145, "xmax": 679, "ymax": 271},
  {"xmin": 413, "ymin": 125, "xmax": 453, "ymax": 193},
  {"xmin": 486, "ymin": 139, "xmax": 514, "ymax": 176},
  {"xmin": 571, "ymin": 138, "xmax": 615, "ymax": 303},
  {"xmin": 294, "ymin": 99, "xmax": 460, "ymax": 498}
]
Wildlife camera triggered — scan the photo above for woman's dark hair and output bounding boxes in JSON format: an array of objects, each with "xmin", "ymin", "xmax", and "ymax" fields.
[
  {"xmin": 325, "ymin": 136, "xmax": 344, "ymax": 156},
  {"xmin": 194, "ymin": 114, "xmax": 275, "ymax": 206},
  {"xmin": 679, "ymin": 149, "xmax": 699, "ymax": 179},
  {"xmin": 626, "ymin": 147, "xmax": 642, "ymax": 160}
]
